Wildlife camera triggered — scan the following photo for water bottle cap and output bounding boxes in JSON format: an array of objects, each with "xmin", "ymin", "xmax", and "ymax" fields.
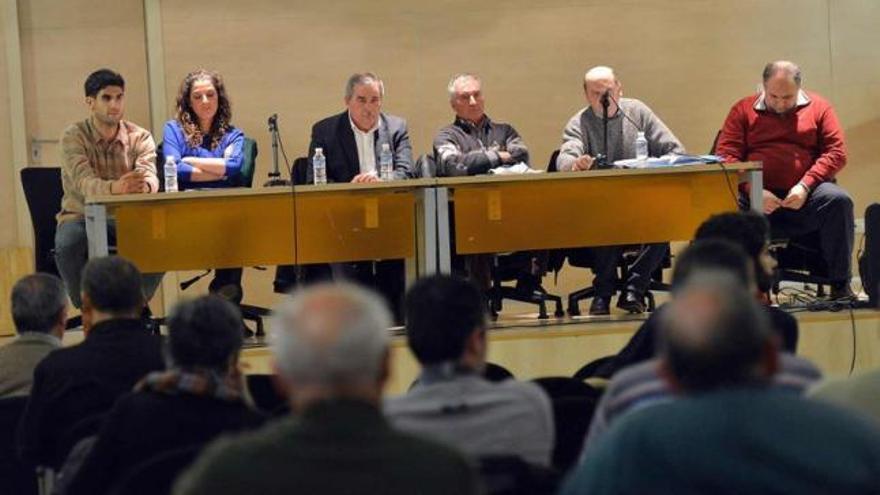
[
  {"xmin": 315, "ymin": 147, "xmax": 323, "ymax": 153},
  {"xmin": 165, "ymin": 155, "xmax": 175, "ymax": 163},
  {"xmin": 637, "ymin": 131, "xmax": 645, "ymax": 138},
  {"xmin": 382, "ymin": 143, "xmax": 390, "ymax": 151}
]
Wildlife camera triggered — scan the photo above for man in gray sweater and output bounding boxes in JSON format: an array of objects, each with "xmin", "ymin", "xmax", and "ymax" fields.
[{"xmin": 556, "ymin": 66, "xmax": 684, "ymax": 315}]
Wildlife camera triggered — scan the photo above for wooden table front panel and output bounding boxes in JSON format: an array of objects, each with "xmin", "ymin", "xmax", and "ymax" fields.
[
  {"xmin": 294, "ymin": 189, "xmax": 416, "ymax": 264},
  {"xmin": 114, "ymin": 193, "xmax": 296, "ymax": 272},
  {"xmin": 452, "ymin": 171, "xmax": 738, "ymax": 254}
]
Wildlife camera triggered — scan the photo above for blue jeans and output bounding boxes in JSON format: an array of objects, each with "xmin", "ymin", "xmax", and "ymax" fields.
[{"xmin": 54, "ymin": 218, "xmax": 164, "ymax": 309}]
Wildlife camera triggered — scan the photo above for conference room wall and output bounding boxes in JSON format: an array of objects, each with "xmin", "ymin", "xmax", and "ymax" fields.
[
  {"xmin": 0, "ymin": 5, "xmax": 18, "ymax": 249},
  {"xmin": 156, "ymin": 0, "xmax": 876, "ymax": 212},
  {"xmin": 5, "ymin": 0, "xmax": 879, "ymax": 243}
]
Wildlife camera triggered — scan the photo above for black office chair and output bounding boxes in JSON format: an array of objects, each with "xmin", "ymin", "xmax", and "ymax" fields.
[
  {"xmin": 708, "ymin": 131, "xmax": 834, "ymax": 298},
  {"xmin": 486, "ymin": 252, "xmax": 564, "ymax": 320},
  {"xmin": 531, "ymin": 376, "xmax": 601, "ymax": 472},
  {"xmin": 545, "ymin": 151, "xmax": 671, "ymax": 316},
  {"xmin": 0, "ymin": 396, "xmax": 38, "ymax": 495},
  {"xmin": 477, "ymin": 455, "xmax": 560, "ymax": 495},
  {"xmin": 20, "ymin": 167, "xmax": 83, "ymax": 329}
]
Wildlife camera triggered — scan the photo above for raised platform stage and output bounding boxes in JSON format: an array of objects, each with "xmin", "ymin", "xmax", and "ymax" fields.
[{"xmin": 239, "ymin": 306, "xmax": 880, "ymax": 396}]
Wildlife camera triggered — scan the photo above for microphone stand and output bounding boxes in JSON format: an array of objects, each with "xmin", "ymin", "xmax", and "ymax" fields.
[
  {"xmin": 593, "ymin": 91, "xmax": 611, "ymax": 170},
  {"xmin": 264, "ymin": 114, "xmax": 291, "ymax": 187}
]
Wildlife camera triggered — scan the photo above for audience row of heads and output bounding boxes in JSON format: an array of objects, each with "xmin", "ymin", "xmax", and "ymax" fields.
[
  {"xmin": 10, "ymin": 210, "xmax": 786, "ymax": 402},
  {"xmin": 82, "ymin": 59, "xmax": 807, "ymax": 142},
  {"xmin": 12, "ymin": 257, "xmax": 243, "ymax": 376}
]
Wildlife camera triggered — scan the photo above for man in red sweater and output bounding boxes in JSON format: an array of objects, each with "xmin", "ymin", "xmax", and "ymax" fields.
[{"xmin": 716, "ymin": 60, "xmax": 854, "ymax": 300}]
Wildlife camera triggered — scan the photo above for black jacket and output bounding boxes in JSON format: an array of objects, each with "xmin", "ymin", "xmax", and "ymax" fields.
[{"xmin": 17, "ymin": 318, "xmax": 164, "ymax": 468}]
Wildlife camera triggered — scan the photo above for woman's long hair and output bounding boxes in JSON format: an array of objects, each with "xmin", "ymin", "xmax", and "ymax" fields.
[{"xmin": 175, "ymin": 69, "xmax": 232, "ymax": 150}]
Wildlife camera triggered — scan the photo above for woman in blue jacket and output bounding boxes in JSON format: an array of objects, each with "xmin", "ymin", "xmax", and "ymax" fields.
[{"xmin": 163, "ymin": 69, "xmax": 246, "ymax": 302}]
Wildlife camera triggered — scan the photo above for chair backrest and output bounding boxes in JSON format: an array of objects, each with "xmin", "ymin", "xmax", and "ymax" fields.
[
  {"xmin": 0, "ymin": 396, "xmax": 38, "ymax": 495},
  {"xmin": 245, "ymin": 374, "xmax": 290, "ymax": 417},
  {"xmin": 531, "ymin": 377, "xmax": 601, "ymax": 472},
  {"xmin": 108, "ymin": 445, "xmax": 202, "ymax": 495},
  {"xmin": 546, "ymin": 150, "xmax": 560, "ymax": 173},
  {"xmin": 414, "ymin": 153, "xmax": 437, "ymax": 178},
  {"xmin": 291, "ymin": 156, "xmax": 309, "ymax": 185},
  {"xmin": 232, "ymin": 137, "xmax": 258, "ymax": 187},
  {"xmin": 20, "ymin": 167, "xmax": 64, "ymax": 275},
  {"xmin": 477, "ymin": 455, "xmax": 560, "ymax": 495}
]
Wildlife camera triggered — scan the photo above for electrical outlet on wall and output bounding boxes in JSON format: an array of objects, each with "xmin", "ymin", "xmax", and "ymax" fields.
[{"xmin": 31, "ymin": 141, "xmax": 41, "ymax": 163}]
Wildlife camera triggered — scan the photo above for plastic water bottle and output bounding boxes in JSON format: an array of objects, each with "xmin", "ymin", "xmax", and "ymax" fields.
[
  {"xmin": 312, "ymin": 148, "xmax": 327, "ymax": 185},
  {"xmin": 163, "ymin": 156, "xmax": 178, "ymax": 192},
  {"xmin": 379, "ymin": 143, "xmax": 393, "ymax": 181},
  {"xmin": 635, "ymin": 131, "xmax": 648, "ymax": 160}
]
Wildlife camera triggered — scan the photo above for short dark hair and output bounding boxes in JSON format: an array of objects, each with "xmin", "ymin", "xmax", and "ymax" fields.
[
  {"xmin": 695, "ymin": 211, "xmax": 768, "ymax": 260},
  {"xmin": 84, "ymin": 69, "xmax": 125, "ymax": 97},
  {"xmin": 11, "ymin": 273, "xmax": 66, "ymax": 333},
  {"xmin": 694, "ymin": 211, "xmax": 773, "ymax": 292},
  {"xmin": 167, "ymin": 295, "xmax": 243, "ymax": 371},
  {"xmin": 404, "ymin": 275, "xmax": 487, "ymax": 365},
  {"xmin": 672, "ymin": 239, "xmax": 752, "ymax": 292},
  {"xmin": 660, "ymin": 275, "xmax": 772, "ymax": 391},
  {"xmin": 81, "ymin": 256, "xmax": 145, "ymax": 314}
]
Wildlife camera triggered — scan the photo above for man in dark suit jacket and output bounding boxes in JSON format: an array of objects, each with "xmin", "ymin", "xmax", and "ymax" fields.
[
  {"xmin": 304, "ymin": 73, "xmax": 413, "ymax": 322},
  {"xmin": 18, "ymin": 256, "xmax": 164, "ymax": 470},
  {"xmin": 307, "ymin": 72, "xmax": 412, "ymax": 183},
  {"xmin": 0, "ymin": 273, "xmax": 67, "ymax": 399}
]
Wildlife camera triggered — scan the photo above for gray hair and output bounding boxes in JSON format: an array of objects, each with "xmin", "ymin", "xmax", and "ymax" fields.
[
  {"xmin": 658, "ymin": 271, "xmax": 773, "ymax": 392},
  {"xmin": 447, "ymin": 73, "xmax": 481, "ymax": 101},
  {"xmin": 344, "ymin": 72, "xmax": 385, "ymax": 100},
  {"xmin": 584, "ymin": 66, "xmax": 617, "ymax": 84},
  {"xmin": 11, "ymin": 273, "xmax": 66, "ymax": 334},
  {"xmin": 762, "ymin": 60, "xmax": 802, "ymax": 86},
  {"xmin": 271, "ymin": 282, "xmax": 391, "ymax": 387}
]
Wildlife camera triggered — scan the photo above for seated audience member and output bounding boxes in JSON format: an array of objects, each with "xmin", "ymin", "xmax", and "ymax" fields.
[
  {"xmin": 810, "ymin": 366, "xmax": 880, "ymax": 421},
  {"xmin": 66, "ymin": 295, "xmax": 264, "ymax": 494},
  {"xmin": 18, "ymin": 256, "xmax": 164, "ymax": 470},
  {"xmin": 304, "ymin": 72, "xmax": 412, "ymax": 321},
  {"xmin": 384, "ymin": 275, "xmax": 554, "ymax": 466},
  {"xmin": 601, "ymin": 211, "xmax": 798, "ymax": 378},
  {"xmin": 54, "ymin": 68, "xmax": 162, "ymax": 310},
  {"xmin": 172, "ymin": 283, "xmax": 479, "ymax": 495},
  {"xmin": 0, "ymin": 273, "xmax": 66, "ymax": 399},
  {"xmin": 563, "ymin": 275, "xmax": 880, "ymax": 494},
  {"xmin": 162, "ymin": 69, "xmax": 247, "ymax": 301},
  {"xmin": 716, "ymin": 60, "xmax": 854, "ymax": 300},
  {"xmin": 556, "ymin": 66, "xmax": 683, "ymax": 315},
  {"xmin": 583, "ymin": 239, "xmax": 821, "ymax": 450},
  {"xmin": 433, "ymin": 73, "xmax": 546, "ymax": 292}
]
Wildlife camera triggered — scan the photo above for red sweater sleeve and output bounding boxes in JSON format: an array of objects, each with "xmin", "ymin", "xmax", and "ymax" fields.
[
  {"xmin": 715, "ymin": 98, "xmax": 752, "ymax": 193},
  {"xmin": 802, "ymin": 100, "xmax": 847, "ymax": 191}
]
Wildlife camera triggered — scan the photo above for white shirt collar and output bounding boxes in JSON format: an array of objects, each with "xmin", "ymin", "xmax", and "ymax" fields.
[
  {"xmin": 754, "ymin": 89, "xmax": 811, "ymax": 111},
  {"xmin": 348, "ymin": 113, "xmax": 382, "ymax": 175}
]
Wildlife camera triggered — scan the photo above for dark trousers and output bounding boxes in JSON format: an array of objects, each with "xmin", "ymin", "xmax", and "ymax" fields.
[
  {"xmin": 742, "ymin": 182, "xmax": 854, "ymax": 282},
  {"xmin": 301, "ymin": 260, "xmax": 405, "ymax": 324},
  {"xmin": 591, "ymin": 243, "xmax": 669, "ymax": 298}
]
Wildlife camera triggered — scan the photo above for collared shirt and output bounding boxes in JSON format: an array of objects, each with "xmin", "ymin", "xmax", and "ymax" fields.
[
  {"xmin": 348, "ymin": 113, "xmax": 380, "ymax": 175},
  {"xmin": 58, "ymin": 117, "xmax": 158, "ymax": 224},
  {"xmin": 753, "ymin": 89, "xmax": 811, "ymax": 111}
]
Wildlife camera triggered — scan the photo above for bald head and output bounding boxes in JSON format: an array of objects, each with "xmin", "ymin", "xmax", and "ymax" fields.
[
  {"xmin": 582, "ymin": 65, "xmax": 622, "ymax": 117},
  {"xmin": 762, "ymin": 60, "xmax": 803, "ymax": 114},
  {"xmin": 659, "ymin": 272, "xmax": 776, "ymax": 392},
  {"xmin": 271, "ymin": 283, "xmax": 391, "ymax": 400}
]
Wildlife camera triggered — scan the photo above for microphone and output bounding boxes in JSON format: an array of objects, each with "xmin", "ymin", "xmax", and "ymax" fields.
[
  {"xmin": 600, "ymin": 89, "xmax": 611, "ymax": 110},
  {"xmin": 267, "ymin": 113, "xmax": 278, "ymax": 131}
]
